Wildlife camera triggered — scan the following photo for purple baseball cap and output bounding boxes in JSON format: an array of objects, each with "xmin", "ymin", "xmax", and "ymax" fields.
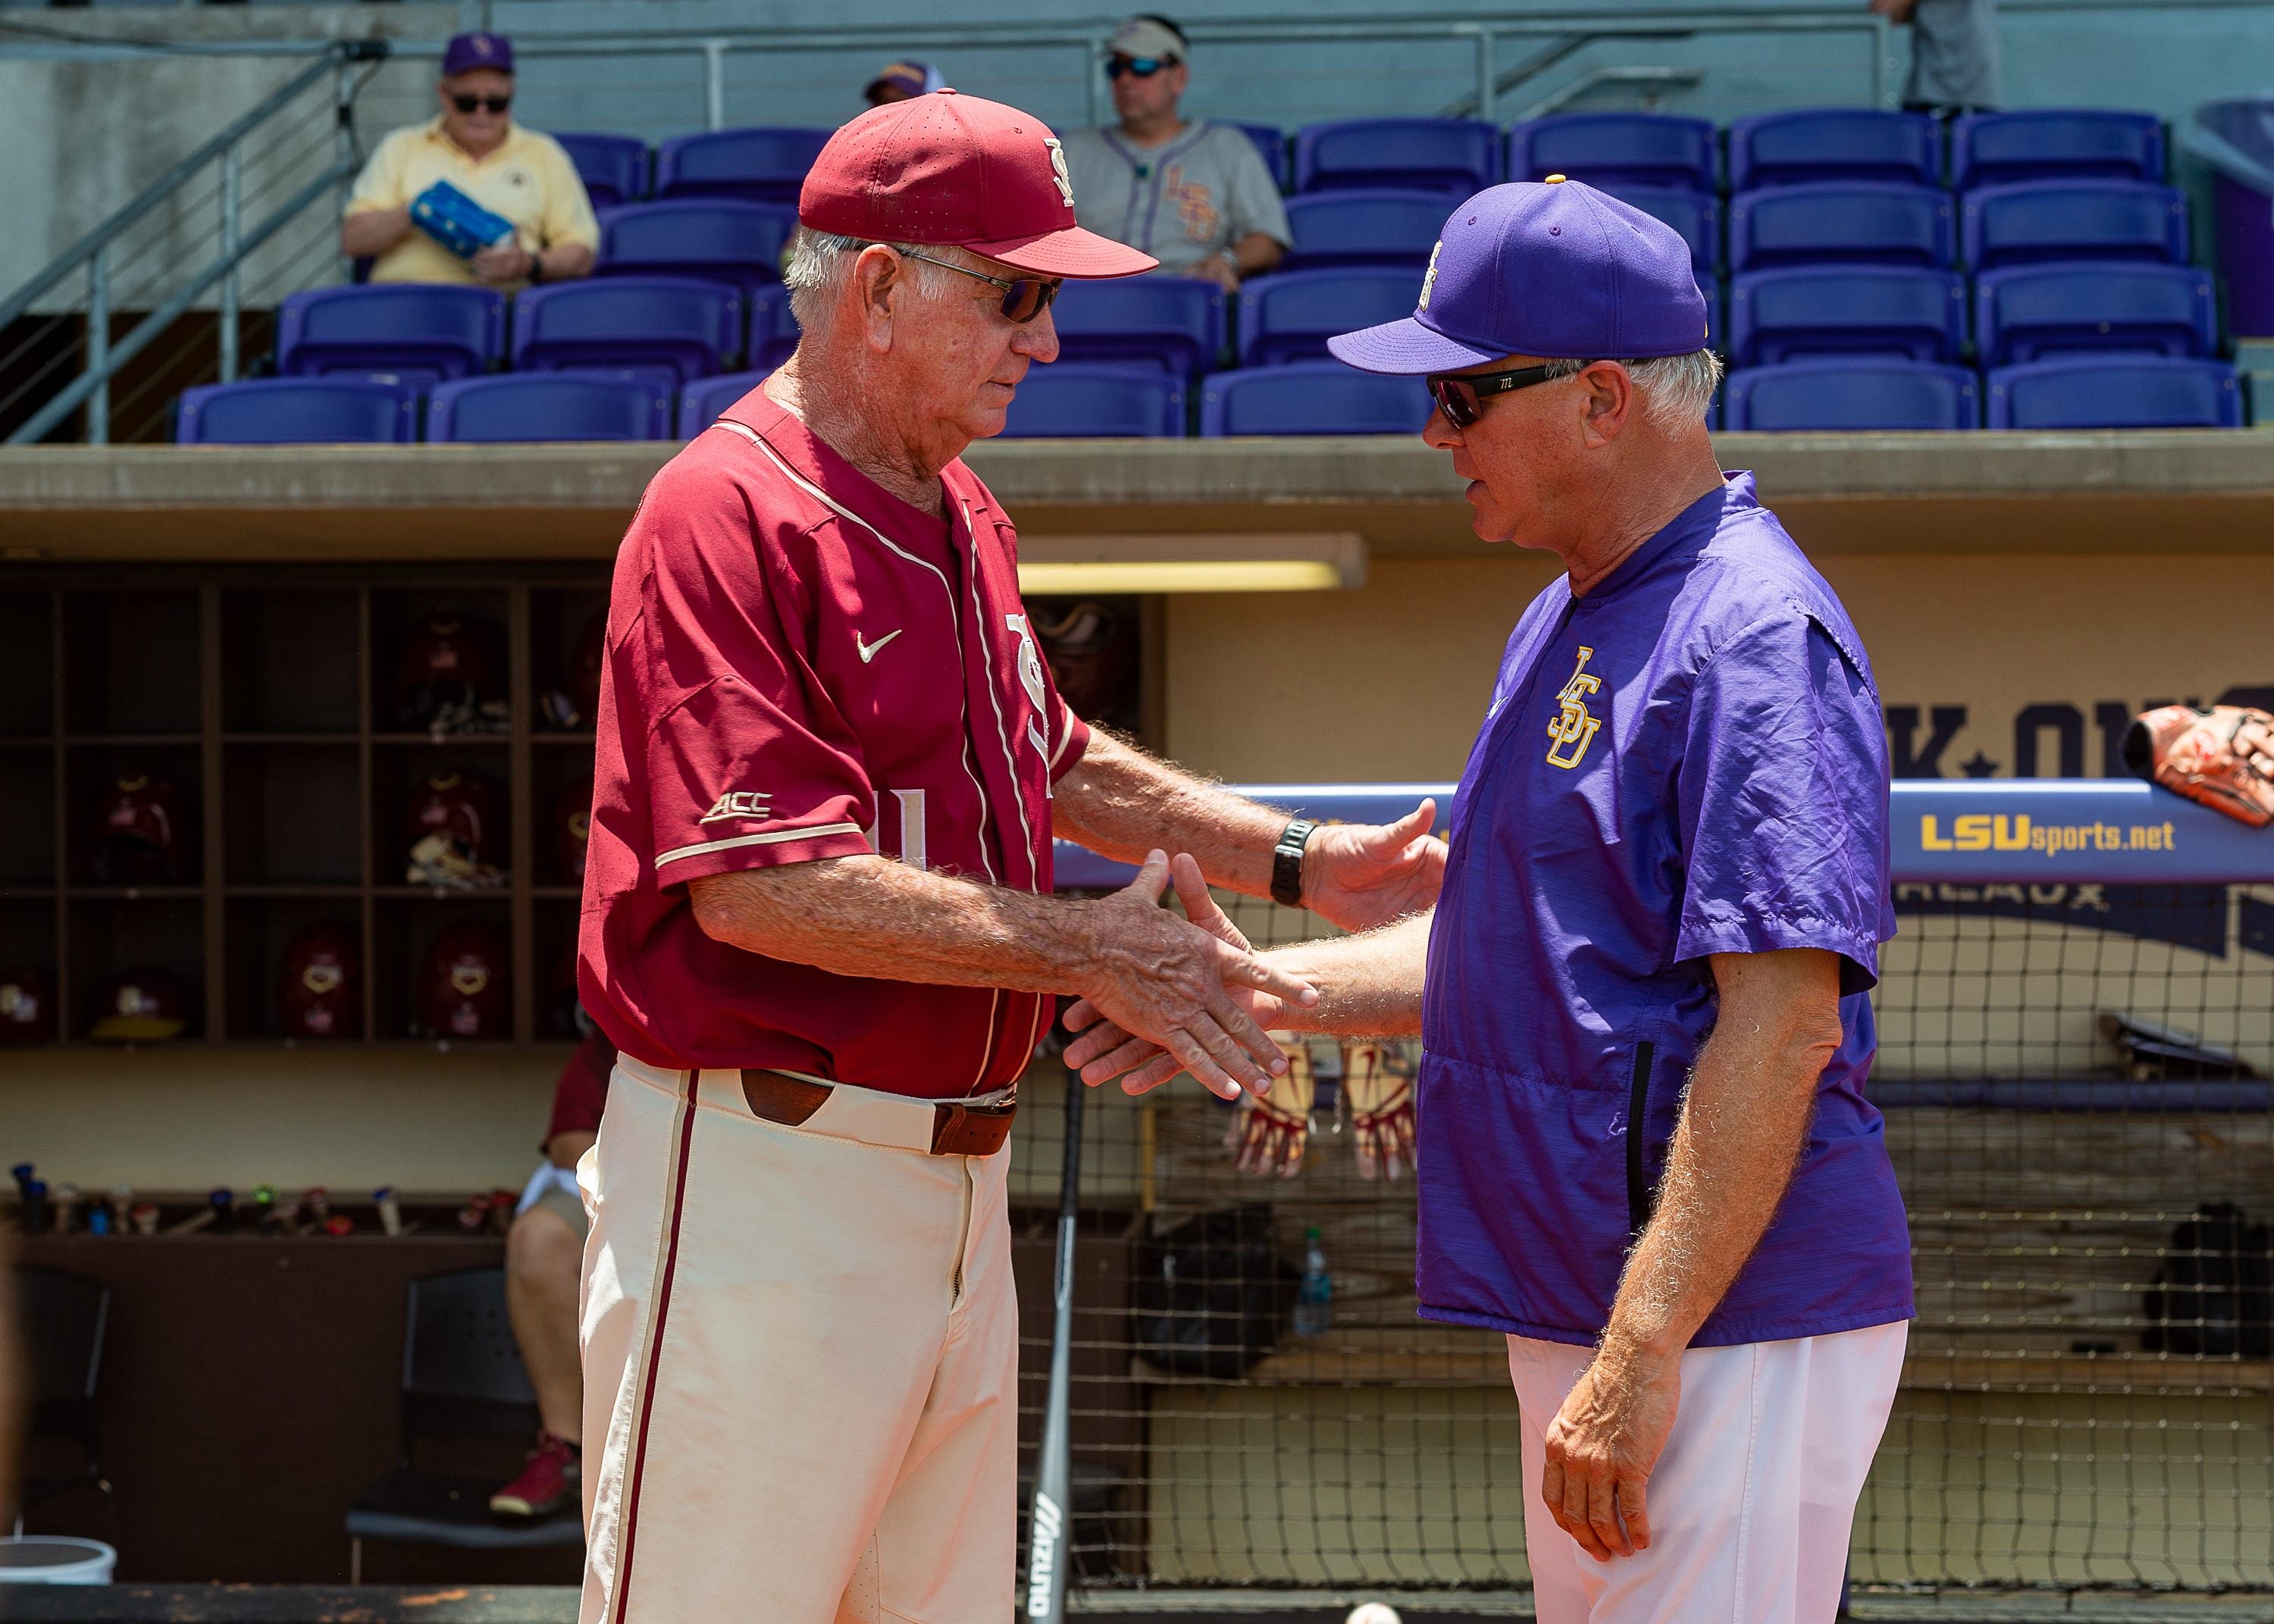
[
  {"xmin": 441, "ymin": 32, "xmax": 513, "ymax": 79},
  {"xmin": 1328, "ymin": 178, "xmax": 1709, "ymax": 374}
]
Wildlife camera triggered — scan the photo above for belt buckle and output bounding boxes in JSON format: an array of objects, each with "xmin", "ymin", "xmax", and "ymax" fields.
[{"xmin": 929, "ymin": 1091, "xmax": 1018, "ymax": 1156}]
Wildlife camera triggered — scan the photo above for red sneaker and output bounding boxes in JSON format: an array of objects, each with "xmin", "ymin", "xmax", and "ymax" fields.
[{"xmin": 490, "ymin": 1432, "xmax": 579, "ymax": 1518}]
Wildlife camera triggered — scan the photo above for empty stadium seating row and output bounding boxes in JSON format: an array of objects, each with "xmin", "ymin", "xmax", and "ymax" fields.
[
  {"xmin": 174, "ymin": 352, "xmax": 2244, "ymax": 444},
  {"xmin": 556, "ymin": 108, "xmax": 2168, "ymax": 208},
  {"xmin": 553, "ymin": 177, "xmax": 2193, "ymax": 291},
  {"xmin": 171, "ymin": 362, "xmax": 1436, "ymax": 443},
  {"xmin": 274, "ymin": 258, "xmax": 2227, "ymax": 383}
]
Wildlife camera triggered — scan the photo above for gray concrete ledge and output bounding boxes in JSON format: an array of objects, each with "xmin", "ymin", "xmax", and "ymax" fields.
[{"xmin": 2, "ymin": 433, "xmax": 2272, "ymax": 562}]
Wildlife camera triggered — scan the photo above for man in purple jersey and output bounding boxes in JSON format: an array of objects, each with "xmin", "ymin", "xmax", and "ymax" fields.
[{"xmin": 1070, "ymin": 178, "xmax": 1913, "ymax": 1623}]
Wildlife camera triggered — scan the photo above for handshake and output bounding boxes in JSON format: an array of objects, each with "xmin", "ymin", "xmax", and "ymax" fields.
[{"xmin": 1054, "ymin": 801, "xmax": 1439, "ymax": 1103}]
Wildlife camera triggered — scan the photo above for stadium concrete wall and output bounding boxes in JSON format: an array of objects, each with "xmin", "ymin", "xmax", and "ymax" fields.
[{"xmin": 10, "ymin": 0, "xmax": 2274, "ymax": 303}]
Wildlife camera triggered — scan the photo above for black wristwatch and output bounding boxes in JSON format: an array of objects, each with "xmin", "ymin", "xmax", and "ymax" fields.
[
  {"xmin": 1270, "ymin": 818, "xmax": 1318, "ymax": 909},
  {"xmin": 525, "ymin": 252, "xmax": 545, "ymax": 285}
]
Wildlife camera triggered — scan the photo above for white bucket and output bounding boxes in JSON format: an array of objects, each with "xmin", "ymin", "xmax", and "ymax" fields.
[{"xmin": 0, "ymin": 1535, "xmax": 117, "ymax": 1584}]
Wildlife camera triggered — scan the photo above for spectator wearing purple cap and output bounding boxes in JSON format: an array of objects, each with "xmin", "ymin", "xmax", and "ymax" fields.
[
  {"xmin": 862, "ymin": 58, "xmax": 947, "ymax": 108},
  {"xmin": 1067, "ymin": 178, "xmax": 1912, "ymax": 1624},
  {"xmin": 341, "ymin": 32, "xmax": 598, "ymax": 289}
]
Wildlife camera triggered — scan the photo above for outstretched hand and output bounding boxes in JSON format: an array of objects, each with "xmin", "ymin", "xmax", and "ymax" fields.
[
  {"xmin": 1066, "ymin": 853, "xmax": 1297, "ymax": 1095},
  {"xmin": 1073, "ymin": 850, "xmax": 1315, "ymax": 1101},
  {"xmin": 1301, "ymin": 800, "xmax": 1445, "ymax": 931}
]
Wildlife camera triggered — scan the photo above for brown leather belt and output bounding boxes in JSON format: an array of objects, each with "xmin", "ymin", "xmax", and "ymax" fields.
[{"xmin": 739, "ymin": 1069, "xmax": 1017, "ymax": 1157}]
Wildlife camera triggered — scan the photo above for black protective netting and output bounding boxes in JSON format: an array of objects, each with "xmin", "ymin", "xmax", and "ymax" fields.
[{"xmin": 1012, "ymin": 881, "xmax": 2274, "ymax": 1592}]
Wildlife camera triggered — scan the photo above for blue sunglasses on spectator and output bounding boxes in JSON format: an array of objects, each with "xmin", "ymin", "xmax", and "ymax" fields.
[{"xmin": 1107, "ymin": 55, "xmax": 1173, "ymax": 78}]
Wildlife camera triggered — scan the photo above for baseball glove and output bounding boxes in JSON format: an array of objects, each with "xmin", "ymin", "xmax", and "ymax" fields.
[
  {"xmin": 1224, "ymin": 1034, "xmax": 1317, "ymax": 1178},
  {"xmin": 2122, "ymin": 705, "xmax": 2274, "ymax": 829},
  {"xmin": 1345, "ymin": 1040, "xmax": 1417, "ymax": 1182}
]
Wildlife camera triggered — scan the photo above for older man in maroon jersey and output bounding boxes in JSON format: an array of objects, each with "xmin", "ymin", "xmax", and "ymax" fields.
[{"xmin": 576, "ymin": 91, "xmax": 1443, "ymax": 1623}]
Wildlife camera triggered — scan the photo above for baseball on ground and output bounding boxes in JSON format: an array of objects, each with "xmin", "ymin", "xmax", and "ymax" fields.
[{"xmin": 1346, "ymin": 1607, "xmax": 1404, "ymax": 1624}]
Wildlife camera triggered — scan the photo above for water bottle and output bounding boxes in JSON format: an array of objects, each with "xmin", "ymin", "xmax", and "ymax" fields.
[{"xmin": 1293, "ymin": 1225, "xmax": 1333, "ymax": 1338}]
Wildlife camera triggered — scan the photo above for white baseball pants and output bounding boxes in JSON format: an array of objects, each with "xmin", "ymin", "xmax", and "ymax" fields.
[
  {"xmin": 1508, "ymin": 1319, "xmax": 1907, "ymax": 1624},
  {"xmin": 577, "ymin": 1056, "xmax": 1019, "ymax": 1624}
]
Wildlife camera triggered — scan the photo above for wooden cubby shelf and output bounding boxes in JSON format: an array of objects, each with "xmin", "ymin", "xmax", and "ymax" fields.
[{"xmin": 2, "ymin": 565, "xmax": 609, "ymax": 1050}]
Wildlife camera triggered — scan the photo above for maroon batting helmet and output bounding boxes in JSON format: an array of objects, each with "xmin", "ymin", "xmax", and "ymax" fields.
[
  {"xmin": 418, "ymin": 920, "xmax": 510, "ymax": 1040},
  {"xmin": 89, "ymin": 770, "xmax": 186, "ymax": 885},
  {"xmin": 403, "ymin": 769, "xmax": 502, "ymax": 888},
  {"xmin": 396, "ymin": 613, "xmax": 503, "ymax": 732},
  {"xmin": 277, "ymin": 920, "xmax": 362, "ymax": 1040},
  {"xmin": 0, "ymin": 966, "xmax": 57, "ymax": 1045},
  {"xmin": 87, "ymin": 965, "xmax": 190, "ymax": 1042},
  {"xmin": 1032, "ymin": 598, "xmax": 1140, "ymax": 724},
  {"xmin": 571, "ymin": 610, "xmax": 605, "ymax": 726},
  {"xmin": 555, "ymin": 774, "xmax": 594, "ymax": 882}
]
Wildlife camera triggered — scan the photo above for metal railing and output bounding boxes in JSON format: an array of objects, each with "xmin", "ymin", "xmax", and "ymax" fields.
[{"xmin": 0, "ymin": 40, "xmax": 382, "ymax": 446}]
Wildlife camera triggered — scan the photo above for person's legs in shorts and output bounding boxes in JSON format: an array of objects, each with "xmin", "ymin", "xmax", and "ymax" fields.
[{"xmin": 493, "ymin": 1184, "xmax": 590, "ymax": 1516}]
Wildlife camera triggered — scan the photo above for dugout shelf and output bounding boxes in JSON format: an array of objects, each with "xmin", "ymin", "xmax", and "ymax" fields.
[{"xmin": 1126, "ymin": 1329, "xmax": 2272, "ymax": 1393}]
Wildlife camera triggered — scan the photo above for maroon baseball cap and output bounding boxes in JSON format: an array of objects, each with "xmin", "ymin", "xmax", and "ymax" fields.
[{"xmin": 799, "ymin": 89, "xmax": 1156, "ymax": 280}]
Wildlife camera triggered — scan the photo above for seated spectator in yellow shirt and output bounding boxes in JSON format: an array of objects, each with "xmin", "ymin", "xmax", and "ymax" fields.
[{"xmin": 341, "ymin": 33, "xmax": 599, "ymax": 289}]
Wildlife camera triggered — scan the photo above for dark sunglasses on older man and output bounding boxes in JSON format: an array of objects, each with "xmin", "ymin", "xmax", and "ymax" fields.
[
  {"xmin": 898, "ymin": 249, "xmax": 1063, "ymax": 324},
  {"xmin": 1425, "ymin": 361, "xmax": 1599, "ymax": 428},
  {"xmin": 1107, "ymin": 55, "xmax": 1172, "ymax": 78},
  {"xmin": 452, "ymin": 92, "xmax": 512, "ymax": 114}
]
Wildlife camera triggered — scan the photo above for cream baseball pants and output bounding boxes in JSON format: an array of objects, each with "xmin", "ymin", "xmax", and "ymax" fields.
[
  {"xmin": 578, "ymin": 1056, "xmax": 1017, "ymax": 1624},
  {"xmin": 1508, "ymin": 1319, "xmax": 1908, "ymax": 1624}
]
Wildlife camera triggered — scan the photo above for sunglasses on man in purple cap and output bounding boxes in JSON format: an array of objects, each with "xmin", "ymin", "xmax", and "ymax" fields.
[{"xmin": 1330, "ymin": 177, "xmax": 1709, "ymax": 422}]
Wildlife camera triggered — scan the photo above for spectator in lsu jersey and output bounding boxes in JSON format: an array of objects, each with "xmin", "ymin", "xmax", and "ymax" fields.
[
  {"xmin": 1068, "ymin": 179, "xmax": 1913, "ymax": 1624},
  {"xmin": 341, "ymin": 32, "xmax": 599, "ymax": 289},
  {"xmin": 487, "ymin": 1025, "xmax": 612, "ymax": 1520},
  {"xmin": 1058, "ymin": 15, "xmax": 1291, "ymax": 291},
  {"xmin": 575, "ymin": 89, "xmax": 1443, "ymax": 1622}
]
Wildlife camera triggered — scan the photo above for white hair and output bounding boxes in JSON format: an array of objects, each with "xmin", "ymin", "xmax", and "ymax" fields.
[
  {"xmin": 782, "ymin": 227, "xmax": 957, "ymax": 335},
  {"xmin": 1542, "ymin": 350, "xmax": 1724, "ymax": 433}
]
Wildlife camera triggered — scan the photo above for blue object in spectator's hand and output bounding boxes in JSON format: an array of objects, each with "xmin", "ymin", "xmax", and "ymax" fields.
[{"xmin": 410, "ymin": 180, "xmax": 516, "ymax": 261}]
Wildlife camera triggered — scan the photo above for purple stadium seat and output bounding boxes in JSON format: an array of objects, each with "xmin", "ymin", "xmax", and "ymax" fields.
[
  {"xmin": 1975, "ymin": 262, "xmax": 2218, "ymax": 366},
  {"xmin": 510, "ymin": 277, "xmax": 744, "ymax": 386},
  {"xmin": 1199, "ymin": 360, "xmax": 1432, "ymax": 437},
  {"xmin": 1960, "ymin": 180, "xmax": 2190, "ymax": 271},
  {"xmin": 595, "ymin": 199, "xmax": 798, "ymax": 290},
  {"xmin": 1048, "ymin": 277, "xmax": 1226, "ymax": 380},
  {"xmin": 1235, "ymin": 123, "xmax": 1289, "ymax": 189},
  {"xmin": 274, "ymin": 286, "xmax": 506, "ymax": 386},
  {"xmin": 1507, "ymin": 113, "xmax": 1719, "ymax": 192},
  {"xmin": 1724, "ymin": 360, "xmax": 1981, "ymax": 431},
  {"xmin": 999, "ymin": 363, "xmax": 1186, "ymax": 438},
  {"xmin": 555, "ymin": 133, "xmax": 650, "ymax": 208},
  {"xmin": 175, "ymin": 377, "xmax": 420, "ymax": 444},
  {"xmin": 1951, "ymin": 110, "xmax": 2165, "ymax": 189},
  {"xmin": 426, "ymin": 371, "xmax": 675, "ymax": 443},
  {"xmin": 1281, "ymin": 189, "xmax": 1450, "ymax": 270},
  {"xmin": 1236, "ymin": 267, "xmax": 1418, "ymax": 367},
  {"xmin": 1985, "ymin": 356, "xmax": 2242, "ymax": 430},
  {"xmin": 1728, "ymin": 108, "xmax": 1942, "ymax": 189},
  {"xmin": 747, "ymin": 285, "xmax": 800, "ymax": 370},
  {"xmin": 1728, "ymin": 183, "xmax": 1955, "ymax": 271},
  {"xmin": 1588, "ymin": 183, "xmax": 1721, "ymax": 274},
  {"xmin": 1727, "ymin": 267, "xmax": 1969, "ymax": 367},
  {"xmin": 653, "ymin": 127, "xmax": 833, "ymax": 203},
  {"xmin": 675, "ymin": 370, "xmax": 772, "ymax": 439},
  {"xmin": 1293, "ymin": 118, "xmax": 1502, "ymax": 196}
]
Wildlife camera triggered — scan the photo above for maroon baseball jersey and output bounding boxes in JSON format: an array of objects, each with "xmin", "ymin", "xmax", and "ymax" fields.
[{"xmin": 579, "ymin": 388, "xmax": 1090, "ymax": 1096}]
